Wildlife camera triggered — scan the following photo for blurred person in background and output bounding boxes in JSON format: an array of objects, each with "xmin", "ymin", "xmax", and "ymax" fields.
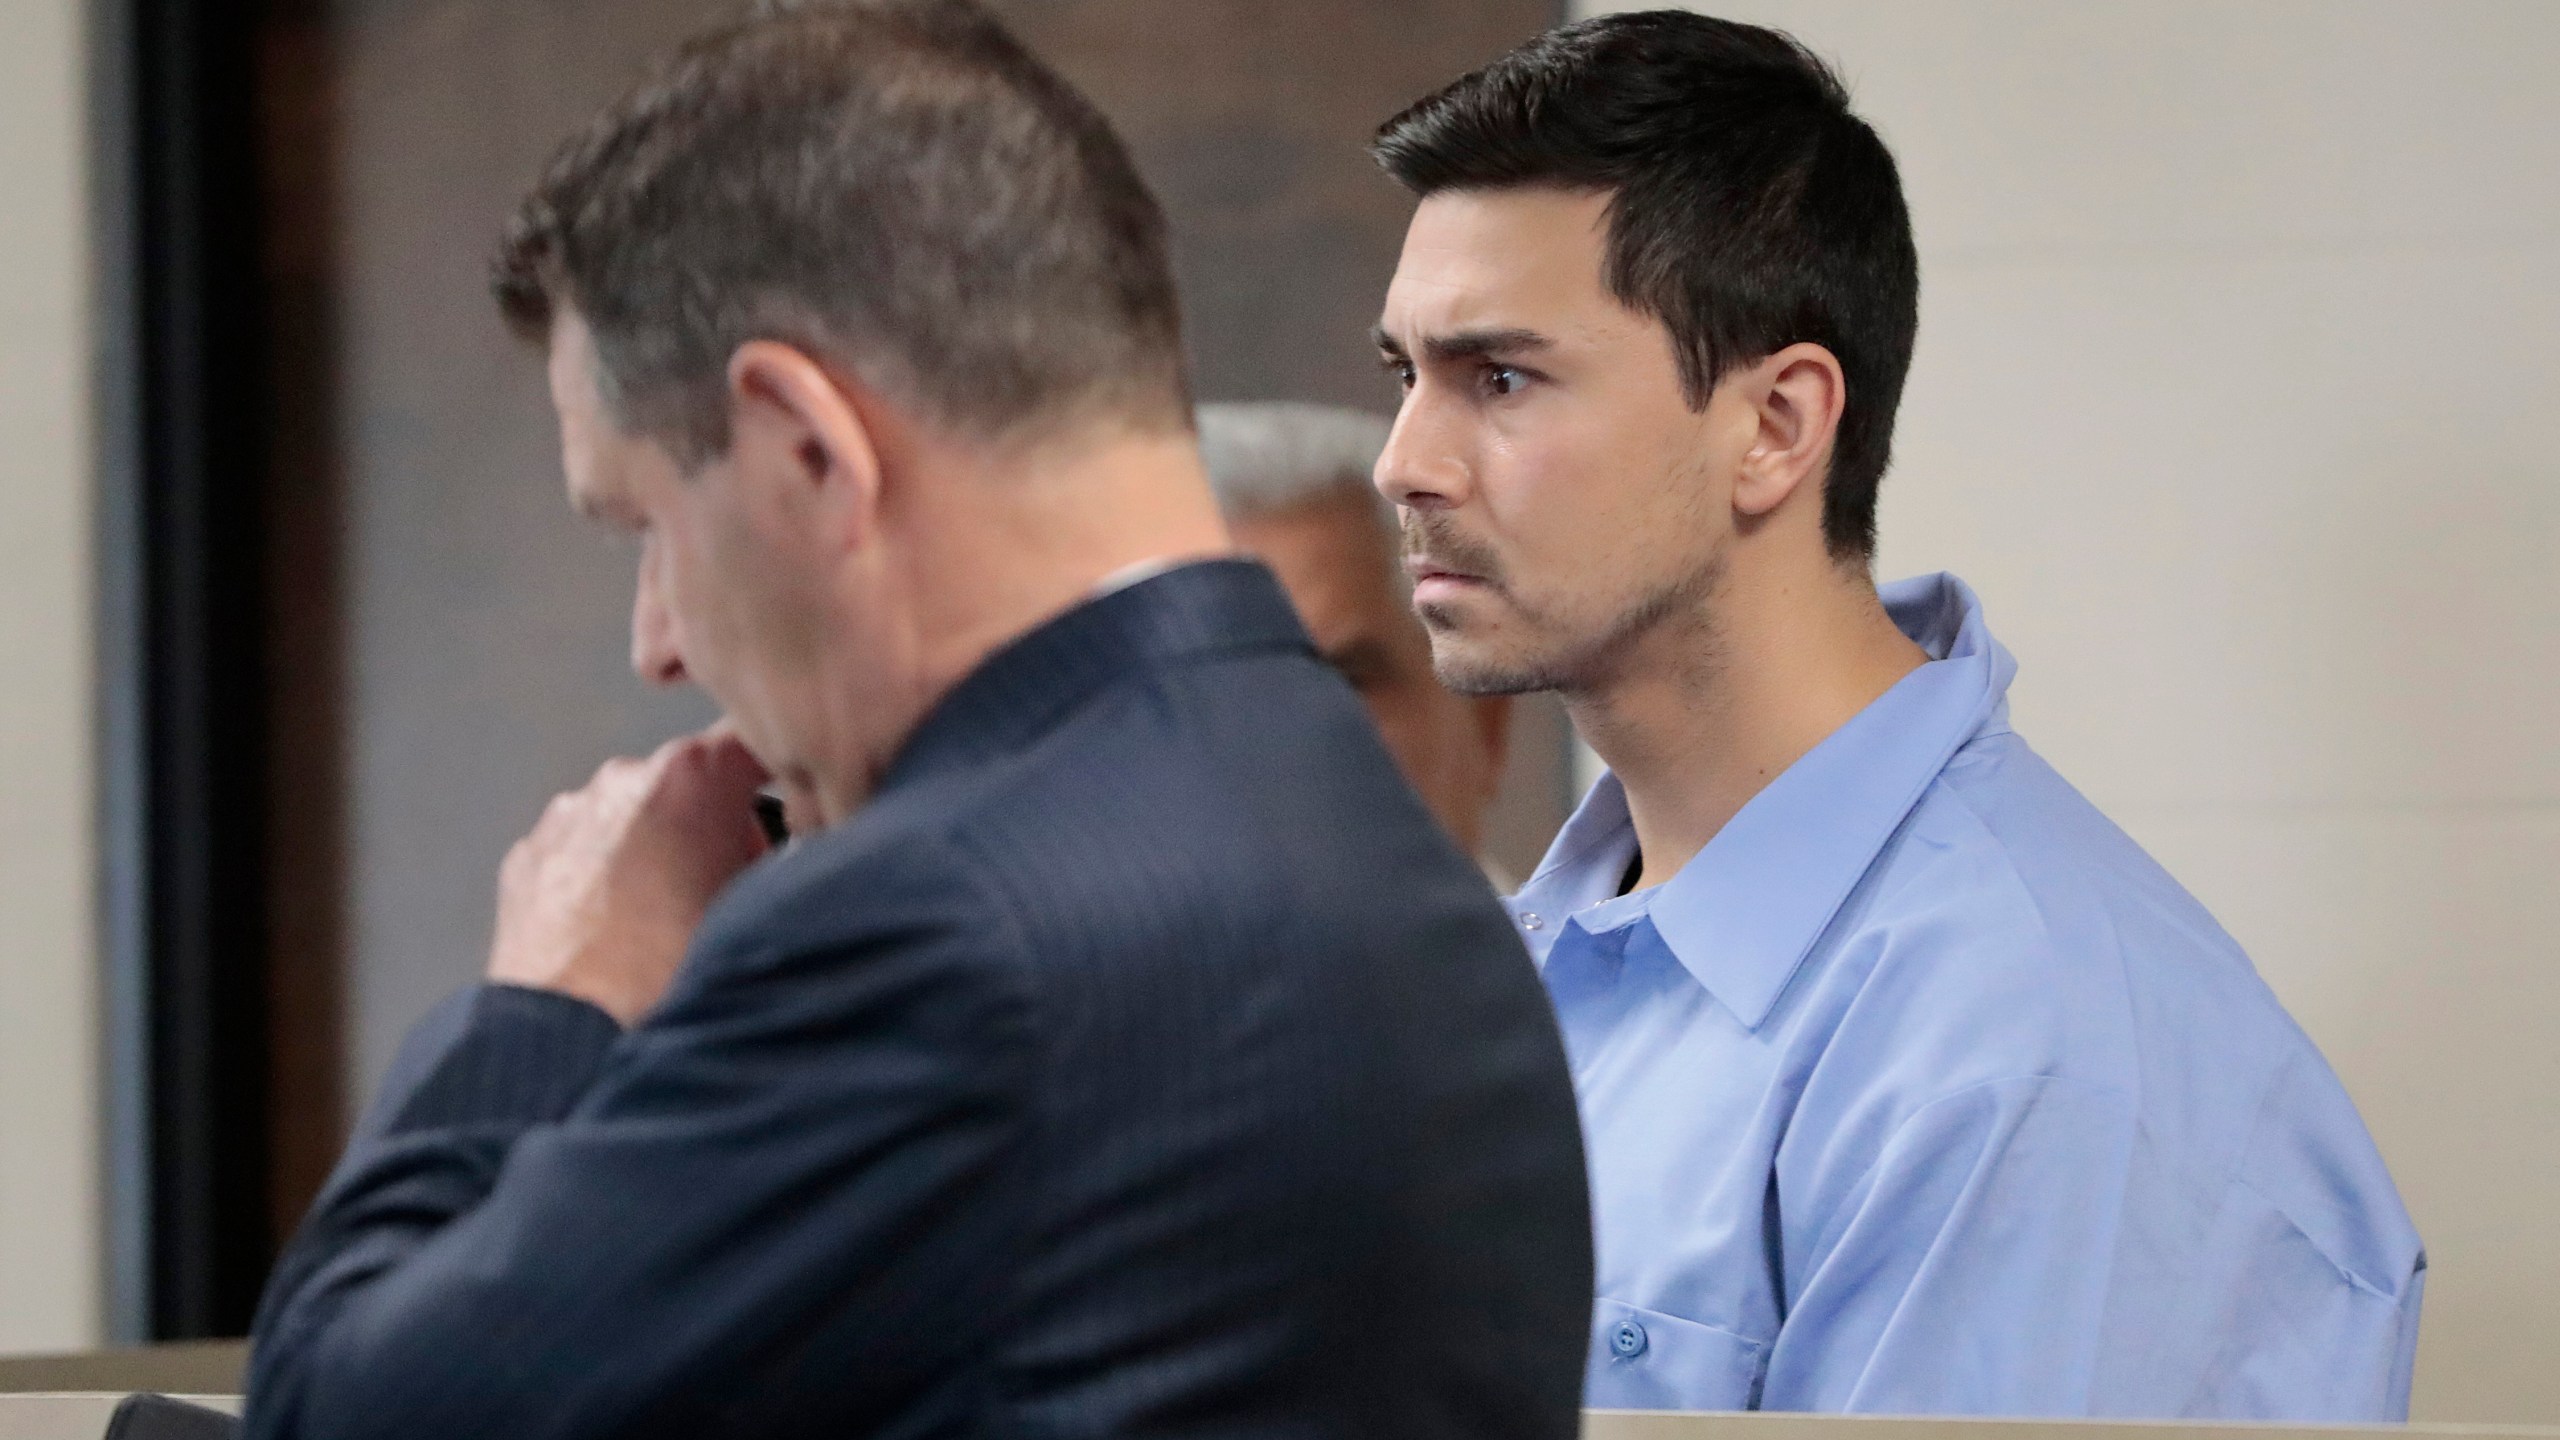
[
  {"xmin": 1369, "ymin": 8, "xmax": 2422, "ymax": 1422},
  {"xmin": 242, "ymin": 3, "xmax": 1592, "ymax": 1437},
  {"xmin": 1198, "ymin": 400, "xmax": 1513, "ymax": 873}
]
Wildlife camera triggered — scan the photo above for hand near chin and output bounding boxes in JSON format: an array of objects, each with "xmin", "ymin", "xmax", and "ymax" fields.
[{"xmin": 488, "ymin": 726, "xmax": 774, "ymax": 1026}]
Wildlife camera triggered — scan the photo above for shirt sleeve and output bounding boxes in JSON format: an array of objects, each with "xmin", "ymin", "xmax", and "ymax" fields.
[
  {"xmin": 244, "ymin": 850, "xmax": 1034, "ymax": 1440},
  {"xmin": 1759, "ymin": 1073, "xmax": 2140, "ymax": 1414}
]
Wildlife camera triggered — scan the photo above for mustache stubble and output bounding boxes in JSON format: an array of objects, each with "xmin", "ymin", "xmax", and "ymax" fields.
[{"xmin": 1400, "ymin": 512, "xmax": 1508, "ymax": 593}]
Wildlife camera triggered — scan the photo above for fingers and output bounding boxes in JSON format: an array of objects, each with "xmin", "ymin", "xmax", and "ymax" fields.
[
  {"xmin": 690, "ymin": 722, "xmax": 773, "ymax": 794},
  {"xmin": 637, "ymin": 726, "xmax": 768, "ymax": 792},
  {"xmin": 528, "ymin": 728, "xmax": 772, "ymax": 871},
  {"xmin": 489, "ymin": 729, "xmax": 777, "ymax": 1023},
  {"xmin": 638, "ymin": 731, "xmax": 766, "ymax": 828},
  {"xmin": 498, "ymin": 834, "xmax": 537, "ymax": 893}
]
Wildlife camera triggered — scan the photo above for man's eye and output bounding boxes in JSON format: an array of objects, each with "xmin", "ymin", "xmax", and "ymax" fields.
[
  {"xmin": 1380, "ymin": 356, "xmax": 1416, "ymax": 390},
  {"xmin": 1483, "ymin": 364, "xmax": 1527, "ymax": 397}
]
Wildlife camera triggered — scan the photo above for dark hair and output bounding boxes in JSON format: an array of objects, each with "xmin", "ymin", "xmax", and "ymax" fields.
[
  {"xmin": 494, "ymin": 0, "xmax": 1191, "ymax": 465},
  {"xmin": 1373, "ymin": 10, "xmax": 1918, "ymax": 561}
]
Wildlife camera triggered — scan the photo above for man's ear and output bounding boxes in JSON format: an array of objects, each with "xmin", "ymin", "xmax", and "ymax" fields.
[
  {"xmin": 1732, "ymin": 341, "xmax": 1847, "ymax": 521},
  {"xmin": 724, "ymin": 340, "xmax": 885, "ymax": 553}
]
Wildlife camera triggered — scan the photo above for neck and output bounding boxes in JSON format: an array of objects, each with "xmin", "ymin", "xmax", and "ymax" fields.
[
  {"xmin": 1568, "ymin": 555, "xmax": 1927, "ymax": 890},
  {"xmin": 811, "ymin": 420, "xmax": 1231, "ymax": 822}
]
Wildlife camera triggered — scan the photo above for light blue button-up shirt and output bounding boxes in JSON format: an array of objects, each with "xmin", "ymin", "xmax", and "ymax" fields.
[{"xmin": 1511, "ymin": 574, "xmax": 2424, "ymax": 1420}]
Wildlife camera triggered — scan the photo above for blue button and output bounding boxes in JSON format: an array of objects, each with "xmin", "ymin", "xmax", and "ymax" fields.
[{"xmin": 1610, "ymin": 1319, "xmax": 1648, "ymax": 1358}]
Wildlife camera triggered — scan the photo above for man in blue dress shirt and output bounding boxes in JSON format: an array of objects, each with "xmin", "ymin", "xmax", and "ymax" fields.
[{"xmin": 1368, "ymin": 10, "xmax": 2425, "ymax": 1420}]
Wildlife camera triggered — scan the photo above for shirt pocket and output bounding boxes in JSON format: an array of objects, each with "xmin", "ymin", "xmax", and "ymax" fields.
[{"xmin": 1584, "ymin": 1297, "xmax": 1770, "ymax": 1412}]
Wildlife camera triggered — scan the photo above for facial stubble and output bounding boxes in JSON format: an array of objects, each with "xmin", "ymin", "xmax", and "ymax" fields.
[{"xmin": 1405, "ymin": 513, "xmax": 1728, "ymax": 700}]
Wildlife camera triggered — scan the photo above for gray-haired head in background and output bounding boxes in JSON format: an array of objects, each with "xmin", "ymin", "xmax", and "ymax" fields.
[
  {"xmin": 1199, "ymin": 400, "xmax": 1512, "ymax": 860},
  {"xmin": 1197, "ymin": 400, "xmax": 1396, "ymax": 545}
]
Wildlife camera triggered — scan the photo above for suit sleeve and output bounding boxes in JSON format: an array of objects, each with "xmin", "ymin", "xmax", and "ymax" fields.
[
  {"xmin": 245, "ymin": 848, "xmax": 1034, "ymax": 1440},
  {"xmin": 1758, "ymin": 1074, "xmax": 2139, "ymax": 1414}
]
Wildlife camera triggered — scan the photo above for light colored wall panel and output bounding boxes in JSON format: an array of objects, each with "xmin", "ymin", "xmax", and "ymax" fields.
[
  {"xmin": 1573, "ymin": 0, "xmax": 2560, "ymax": 1421},
  {"xmin": 1638, "ymin": 0, "xmax": 2560, "ymax": 258},
  {"xmin": 0, "ymin": 0, "xmax": 100, "ymax": 1352},
  {"xmin": 1881, "ymin": 247, "xmax": 2560, "ymax": 809}
]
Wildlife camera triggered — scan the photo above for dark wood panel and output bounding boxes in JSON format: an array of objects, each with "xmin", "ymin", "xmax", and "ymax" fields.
[
  {"xmin": 102, "ymin": 0, "xmax": 288, "ymax": 1341},
  {"xmin": 987, "ymin": 0, "xmax": 1561, "ymax": 409},
  {"xmin": 255, "ymin": 1, "xmax": 349, "ymax": 1266}
]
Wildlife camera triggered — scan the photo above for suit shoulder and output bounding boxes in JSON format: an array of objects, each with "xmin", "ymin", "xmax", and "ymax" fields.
[
  {"xmin": 685, "ymin": 800, "xmax": 1025, "ymax": 995},
  {"xmin": 925, "ymin": 656, "xmax": 1372, "ymax": 918}
]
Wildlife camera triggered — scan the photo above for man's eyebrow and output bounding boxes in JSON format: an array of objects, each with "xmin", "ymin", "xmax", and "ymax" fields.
[{"xmin": 1375, "ymin": 326, "xmax": 1555, "ymax": 364}]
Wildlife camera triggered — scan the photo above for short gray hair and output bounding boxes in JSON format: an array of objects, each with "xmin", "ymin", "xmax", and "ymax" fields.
[
  {"xmin": 1197, "ymin": 402, "xmax": 1395, "ymax": 531},
  {"xmin": 494, "ymin": 0, "xmax": 1190, "ymax": 467}
]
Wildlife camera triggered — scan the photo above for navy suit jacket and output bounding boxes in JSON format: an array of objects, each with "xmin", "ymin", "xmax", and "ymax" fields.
[{"xmin": 248, "ymin": 560, "xmax": 1593, "ymax": 1439}]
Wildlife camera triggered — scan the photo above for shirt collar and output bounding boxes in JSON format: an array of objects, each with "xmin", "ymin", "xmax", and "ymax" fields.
[
  {"xmin": 1510, "ymin": 572, "xmax": 2016, "ymax": 1030},
  {"xmin": 1089, "ymin": 553, "xmax": 1199, "ymax": 600}
]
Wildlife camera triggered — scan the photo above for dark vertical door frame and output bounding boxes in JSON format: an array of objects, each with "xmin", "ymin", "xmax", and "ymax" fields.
[{"xmin": 94, "ymin": 0, "xmax": 280, "ymax": 1341}]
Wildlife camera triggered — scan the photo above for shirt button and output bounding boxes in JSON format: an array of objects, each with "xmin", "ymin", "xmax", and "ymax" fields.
[
  {"xmin": 1610, "ymin": 1320, "xmax": 1648, "ymax": 1358},
  {"xmin": 1520, "ymin": 912, "xmax": 1545, "ymax": 932}
]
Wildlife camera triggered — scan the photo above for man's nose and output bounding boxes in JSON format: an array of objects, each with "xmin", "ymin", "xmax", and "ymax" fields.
[
  {"xmin": 630, "ymin": 556, "xmax": 688, "ymax": 686},
  {"xmin": 1373, "ymin": 394, "xmax": 1470, "ymax": 514}
]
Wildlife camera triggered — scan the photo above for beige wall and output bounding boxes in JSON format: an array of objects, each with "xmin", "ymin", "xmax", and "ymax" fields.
[
  {"xmin": 1571, "ymin": 0, "xmax": 2560, "ymax": 1423},
  {"xmin": 0, "ymin": 0, "xmax": 99, "ymax": 1351}
]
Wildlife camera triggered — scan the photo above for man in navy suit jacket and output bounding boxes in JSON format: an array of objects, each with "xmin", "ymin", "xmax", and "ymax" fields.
[{"xmin": 244, "ymin": 3, "xmax": 1591, "ymax": 1436}]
